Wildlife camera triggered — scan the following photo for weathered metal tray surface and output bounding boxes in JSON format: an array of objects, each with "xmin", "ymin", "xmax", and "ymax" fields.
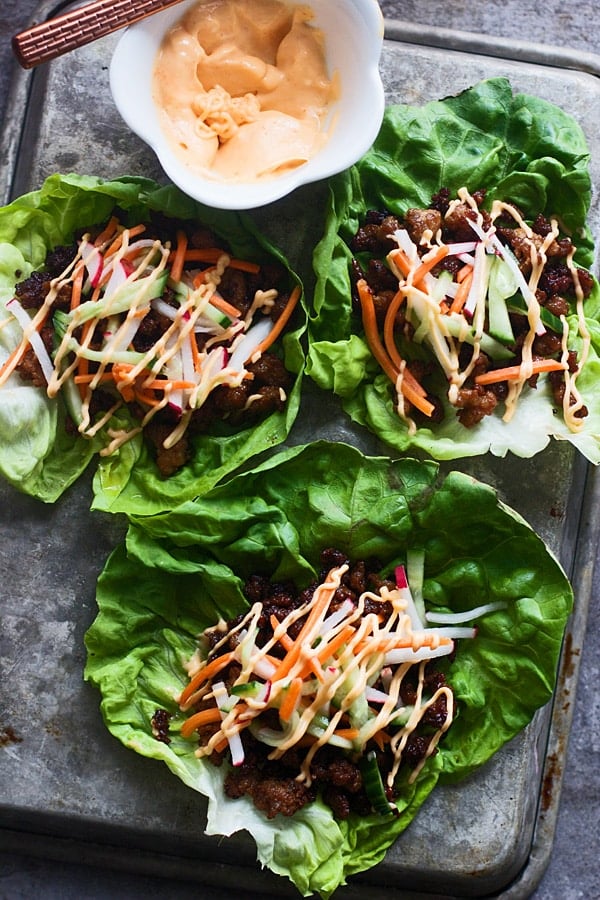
[{"xmin": 1, "ymin": 3, "xmax": 600, "ymax": 898}]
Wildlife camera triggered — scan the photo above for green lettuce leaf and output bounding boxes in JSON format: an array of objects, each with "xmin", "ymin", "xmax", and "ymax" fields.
[
  {"xmin": 306, "ymin": 78, "xmax": 600, "ymax": 463},
  {"xmin": 85, "ymin": 441, "xmax": 573, "ymax": 896},
  {"xmin": 0, "ymin": 173, "xmax": 305, "ymax": 512}
]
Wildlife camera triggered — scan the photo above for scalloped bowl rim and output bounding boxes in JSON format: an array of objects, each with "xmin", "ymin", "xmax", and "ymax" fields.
[{"xmin": 110, "ymin": 0, "xmax": 385, "ymax": 210}]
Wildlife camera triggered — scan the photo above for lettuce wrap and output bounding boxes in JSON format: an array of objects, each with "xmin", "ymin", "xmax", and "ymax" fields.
[
  {"xmin": 0, "ymin": 173, "xmax": 305, "ymax": 514},
  {"xmin": 306, "ymin": 78, "xmax": 600, "ymax": 463},
  {"xmin": 85, "ymin": 441, "xmax": 573, "ymax": 897}
]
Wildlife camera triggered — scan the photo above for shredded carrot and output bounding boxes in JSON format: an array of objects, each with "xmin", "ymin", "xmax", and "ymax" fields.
[
  {"xmin": 371, "ymin": 730, "xmax": 391, "ymax": 750},
  {"xmin": 383, "ymin": 289, "xmax": 408, "ymax": 373},
  {"xmin": 387, "ymin": 247, "xmax": 412, "ymax": 278},
  {"xmin": 74, "ymin": 372, "xmax": 113, "ymax": 385},
  {"xmin": 133, "ymin": 389, "xmax": 162, "ymax": 408},
  {"xmin": 412, "ymin": 245, "xmax": 449, "ymax": 288},
  {"xmin": 212, "ymin": 734, "xmax": 229, "ymax": 753},
  {"xmin": 475, "ymin": 358, "xmax": 566, "ymax": 385},
  {"xmin": 176, "ymin": 247, "xmax": 261, "ymax": 274},
  {"xmin": 207, "ymin": 292, "xmax": 243, "ymax": 320},
  {"xmin": 270, "ymin": 578, "xmax": 337, "ymax": 682},
  {"xmin": 456, "ymin": 262, "xmax": 473, "ymax": 283},
  {"xmin": 358, "ymin": 278, "xmax": 401, "ymax": 385},
  {"xmin": 279, "ymin": 677, "xmax": 304, "ymax": 723},
  {"xmin": 141, "ymin": 377, "xmax": 197, "ymax": 392},
  {"xmin": 332, "ymin": 728, "xmax": 359, "ymax": 741},
  {"xmin": 449, "ymin": 270, "xmax": 473, "ymax": 314},
  {"xmin": 0, "ymin": 341, "xmax": 28, "ymax": 383},
  {"xmin": 190, "ymin": 332, "xmax": 201, "ymax": 373},
  {"xmin": 192, "ymin": 266, "xmax": 217, "ymax": 289},
  {"xmin": 315, "ymin": 624, "xmax": 356, "ymax": 665},
  {"xmin": 250, "ymin": 284, "xmax": 301, "ymax": 360},
  {"xmin": 69, "ymin": 263, "xmax": 85, "ymax": 311},
  {"xmin": 93, "ymin": 216, "xmax": 120, "ymax": 248},
  {"xmin": 180, "ymin": 705, "xmax": 222, "ymax": 738},
  {"xmin": 102, "ymin": 223, "xmax": 147, "ymax": 261},
  {"xmin": 170, "ymin": 229, "xmax": 188, "ymax": 284},
  {"xmin": 357, "ymin": 279, "xmax": 434, "ymax": 417},
  {"xmin": 179, "ymin": 651, "xmax": 236, "ymax": 706},
  {"xmin": 270, "ymin": 615, "xmax": 294, "ymax": 652}
]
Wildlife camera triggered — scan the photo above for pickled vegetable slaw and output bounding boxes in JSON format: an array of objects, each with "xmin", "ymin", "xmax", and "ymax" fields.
[
  {"xmin": 356, "ymin": 187, "xmax": 590, "ymax": 436},
  {"xmin": 0, "ymin": 217, "xmax": 300, "ymax": 457},
  {"xmin": 180, "ymin": 555, "xmax": 503, "ymax": 813}
]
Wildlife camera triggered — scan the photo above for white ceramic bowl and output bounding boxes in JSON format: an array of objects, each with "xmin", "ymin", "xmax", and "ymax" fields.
[{"xmin": 110, "ymin": 0, "xmax": 385, "ymax": 210}]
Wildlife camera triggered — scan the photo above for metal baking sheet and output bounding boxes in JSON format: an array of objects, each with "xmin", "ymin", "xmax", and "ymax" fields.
[{"xmin": 1, "ymin": 3, "xmax": 600, "ymax": 897}]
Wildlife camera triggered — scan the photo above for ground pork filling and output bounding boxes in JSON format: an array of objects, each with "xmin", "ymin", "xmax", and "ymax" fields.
[{"xmin": 164, "ymin": 548, "xmax": 454, "ymax": 821}]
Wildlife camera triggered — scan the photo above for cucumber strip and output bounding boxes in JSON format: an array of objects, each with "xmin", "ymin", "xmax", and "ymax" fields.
[
  {"xmin": 507, "ymin": 294, "xmax": 564, "ymax": 333},
  {"xmin": 360, "ymin": 751, "xmax": 395, "ymax": 816}
]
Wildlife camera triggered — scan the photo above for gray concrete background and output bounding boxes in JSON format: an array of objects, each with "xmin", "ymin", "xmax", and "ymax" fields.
[{"xmin": 0, "ymin": 2, "xmax": 598, "ymax": 899}]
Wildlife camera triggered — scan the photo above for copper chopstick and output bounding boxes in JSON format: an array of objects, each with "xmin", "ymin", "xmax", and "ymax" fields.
[{"xmin": 13, "ymin": 0, "xmax": 184, "ymax": 69}]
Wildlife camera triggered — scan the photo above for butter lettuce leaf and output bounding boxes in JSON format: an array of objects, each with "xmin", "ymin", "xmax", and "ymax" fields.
[
  {"xmin": 85, "ymin": 441, "xmax": 573, "ymax": 896},
  {"xmin": 307, "ymin": 78, "xmax": 600, "ymax": 463},
  {"xmin": 0, "ymin": 173, "xmax": 304, "ymax": 512}
]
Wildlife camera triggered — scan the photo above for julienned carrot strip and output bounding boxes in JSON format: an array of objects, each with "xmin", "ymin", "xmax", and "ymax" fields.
[
  {"xmin": 456, "ymin": 262, "xmax": 473, "ymax": 283},
  {"xmin": 270, "ymin": 578, "xmax": 337, "ymax": 682},
  {"xmin": 207, "ymin": 293, "xmax": 243, "ymax": 319},
  {"xmin": 93, "ymin": 216, "xmax": 120, "ymax": 248},
  {"xmin": 315, "ymin": 624, "xmax": 356, "ymax": 665},
  {"xmin": 74, "ymin": 372, "xmax": 113, "ymax": 385},
  {"xmin": 170, "ymin": 229, "xmax": 188, "ymax": 284},
  {"xmin": 449, "ymin": 271, "xmax": 473, "ymax": 314},
  {"xmin": 180, "ymin": 705, "xmax": 222, "ymax": 738},
  {"xmin": 134, "ymin": 390, "xmax": 162, "ymax": 408},
  {"xmin": 383, "ymin": 289, "xmax": 407, "ymax": 372},
  {"xmin": 412, "ymin": 245, "xmax": 449, "ymax": 287},
  {"xmin": 270, "ymin": 615, "xmax": 294, "ymax": 652},
  {"xmin": 279, "ymin": 677, "xmax": 304, "ymax": 723},
  {"xmin": 357, "ymin": 279, "xmax": 434, "ymax": 417},
  {"xmin": 103, "ymin": 223, "xmax": 147, "ymax": 261},
  {"xmin": 388, "ymin": 247, "xmax": 412, "ymax": 277},
  {"xmin": 179, "ymin": 651, "xmax": 236, "ymax": 705},
  {"xmin": 70, "ymin": 263, "xmax": 85, "ymax": 311},
  {"xmin": 192, "ymin": 267, "xmax": 216, "ymax": 289},
  {"xmin": 357, "ymin": 278, "xmax": 400, "ymax": 385},
  {"xmin": 371, "ymin": 730, "xmax": 391, "ymax": 750},
  {"xmin": 190, "ymin": 331, "xmax": 201, "ymax": 373},
  {"xmin": 333, "ymin": 728, "xmax": 359, "ymax": 740},
  {"xmin": 0, "ymin": 341, "xmax": 28, "ymax": 383},
  {"xmin": 178, "ymin": 247, "xmax": 261, "ymax": 273},
  {"xmin": 213, "ymin": 734, "xmax": 229, "ymax": 753},
  {"xmin": 475, "ymin": 358, "xmax": 566, "ymax": 385},
  {"xmin": 251, "ymin": 284, "xmax": 301, "ymax": 359},
  {"xmin": 142, "ymin": 377, "xmax": 197, "ymax": 392}
]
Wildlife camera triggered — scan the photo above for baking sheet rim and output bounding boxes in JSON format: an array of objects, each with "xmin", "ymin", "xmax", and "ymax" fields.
[{"xmin": 1, "ymin": 2, "xmax": 600, "ymax": 896}]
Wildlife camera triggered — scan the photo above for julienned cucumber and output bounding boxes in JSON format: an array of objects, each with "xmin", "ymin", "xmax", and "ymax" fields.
[
  {"xmin": 68, "ymin": 271, "xmax": 169, "ymax": 325},
  {"xmin": 507, "ymin": 294, "xmax": 564, "ymax": 333},
  {"xmin": 360, "ymin": 751, "xmax": 395, "ymax": 816}
]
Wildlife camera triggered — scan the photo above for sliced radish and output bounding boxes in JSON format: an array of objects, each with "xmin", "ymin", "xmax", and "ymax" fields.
[
  {"xmin": 228, "ymin": 317, "xmax": 273, "ymax": 370},
  {"xmin": 6, "ymin": 298, "xmax": 54, "ymax": 384},
  {"xmin": 79, "ymin": 239, "xmax": 103, "ymax": 288}
]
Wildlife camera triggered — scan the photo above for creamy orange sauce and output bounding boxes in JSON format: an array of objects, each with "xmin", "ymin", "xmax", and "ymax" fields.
[{"xmin": 153, "ymin": 0, "xmax": 338, "ymax": 182}]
